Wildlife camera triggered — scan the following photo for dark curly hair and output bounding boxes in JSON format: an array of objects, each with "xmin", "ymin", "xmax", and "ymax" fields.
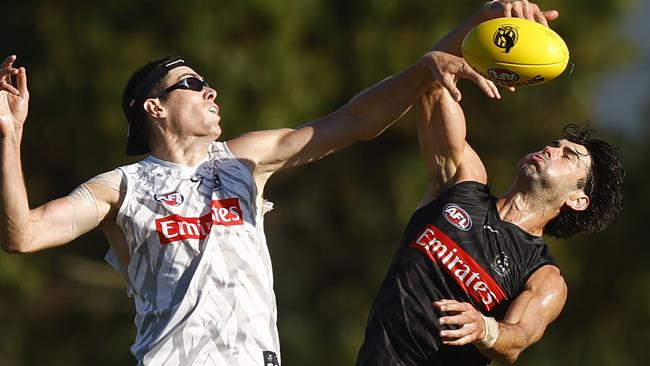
[{"xmin": 544, "ymin": 124, "xmax": 624, "ymax": 238}]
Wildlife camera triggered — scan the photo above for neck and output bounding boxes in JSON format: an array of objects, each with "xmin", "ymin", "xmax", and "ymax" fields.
[
  {"xmin": 149, "ymin": 136, "xmax": 214, "ymax": 166},
  {"xmin": 496, "ymin": 180, "xmax": 562, "ymax": 236}
]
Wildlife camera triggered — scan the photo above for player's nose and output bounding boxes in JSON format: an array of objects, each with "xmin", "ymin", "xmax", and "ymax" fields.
[
  {"xmin": 542, "ymin": 145, "xmax": 558, "ymax": 159},
  {"xmin": 204, "ymin": 86, "xmax": 217, "ymax": 101}
]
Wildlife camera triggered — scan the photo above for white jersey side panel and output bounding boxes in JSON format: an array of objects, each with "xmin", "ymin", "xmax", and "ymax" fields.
[{"xmin": 108, "ymin": 141, "xmax": 279, "ymax": 365}]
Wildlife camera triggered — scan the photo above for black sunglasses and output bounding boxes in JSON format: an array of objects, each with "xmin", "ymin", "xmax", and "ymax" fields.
[{"xmin": 154, "ymin": 76, "xmax": 209, "ymax": 98}]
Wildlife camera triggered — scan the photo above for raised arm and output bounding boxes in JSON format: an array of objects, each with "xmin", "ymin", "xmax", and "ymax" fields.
[
  {"xmin": 227, "ymin": 51, "xmax": 498, "ymax": 193},
  {"xmin": 0, "ymin": 56, "xmax": 118, "ymax": 253},
  {"xmin": 415, "ymin": 84, "xmax": 487, "ymax": 206},
  {"xmin": 413, "ymin": 0, "xmax": 560, "ymax": 200},
  {"xmin": 432, "ymin": 0, "xmax": 560, "ymax": 56},
  {"xmin": 434, "ymin": 265, "xmax": 567, "ymax": 364},
  {"xmin": 428, "ymin": 0, "xmax": 559, "ymax": 98},
  {"xmin": 0, "ymin": 54, "xmax": 33, "ymax": 251},
  {"xmin": 228, "ymin": 3, "xmax": 560, "ymax": 185}
]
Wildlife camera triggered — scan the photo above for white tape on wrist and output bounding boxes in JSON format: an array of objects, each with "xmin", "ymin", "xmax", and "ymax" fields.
[{"xmin": 474, "ymin": 315, "xmax": 499, "ymax": 349}]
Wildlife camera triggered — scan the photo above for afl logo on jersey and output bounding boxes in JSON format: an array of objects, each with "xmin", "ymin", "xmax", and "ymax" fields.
[
  {"xmin": 443, "ymin": 203, "xmax": 472, "ymax": 231},
  {"xmin": 154, "ymin": 191, "xmax": 185, "ymax": 206}
]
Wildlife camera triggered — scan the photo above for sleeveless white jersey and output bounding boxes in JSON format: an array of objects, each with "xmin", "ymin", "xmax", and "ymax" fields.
[{"xmin": 105, "ymin": 141, "xmax": 280, "ymax": 366}]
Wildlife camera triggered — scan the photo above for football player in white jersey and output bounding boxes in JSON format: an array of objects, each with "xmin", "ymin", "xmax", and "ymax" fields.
[
  {"xmin": 0, "ymin": 44, "xmax": 497, "ymax": 366},
  {"xmin": 0, "ymin": 3, "xmax": 511, "ymax": 365}
]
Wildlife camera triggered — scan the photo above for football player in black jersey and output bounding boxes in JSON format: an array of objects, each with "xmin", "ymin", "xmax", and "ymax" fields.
[{"xmin": 356, "ymin": 1, "xmax": 624, "ymax": 365}]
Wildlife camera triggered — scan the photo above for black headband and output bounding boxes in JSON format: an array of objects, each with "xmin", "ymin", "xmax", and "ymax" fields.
[
  {"xmin": 123, "ymin": 56, "xmax": 190, "ymax": 156},
  {"xmin": 127, "ymin": 57, "xmax": 188, "ymax": 109}
]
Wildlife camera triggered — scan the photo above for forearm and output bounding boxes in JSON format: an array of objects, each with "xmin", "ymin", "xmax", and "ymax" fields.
[
  {"xmin": 478, "ymin": 320, "xmax": 537, "ymax": 364},
  {"xmin": 232, "ymin": 59, "xmax": 436, "ymax": 174},
  {"xmin": 430, "ymin": 6, "xmax": 486, "ymax": 55},
  {"xmin": 341, "ymin": 55, "xmax": 436, "ymax": 140},
  {"xmin": 0, "ymin": 133, "xmax": 33, "ymax": 252},
  {"xmin": 416, "ymin": 82, "xmax": 472, "ymax": 171},
  {"xmin": 475, "ymin": 268, "xmax": 566, "ymax": 364}
]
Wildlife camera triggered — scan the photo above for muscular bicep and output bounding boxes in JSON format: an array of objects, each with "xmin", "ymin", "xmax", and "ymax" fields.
[
  {"xmin": 478, "ymin": 265, "xmax": 567, "ymax": 363},
  {"xmin": 502, "ymin": 265, "xmax": 567, "ymax": 342},
  {"xmin": 227, "ymin": 112, "xmax": 364, "ymax": 174},
  {"xmin": 416, "ymin": 86, "xmax": 467, "ymax": 175}
]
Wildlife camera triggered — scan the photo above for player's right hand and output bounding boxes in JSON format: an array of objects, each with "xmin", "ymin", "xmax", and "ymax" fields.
[
  {"xmin": 434, "ymin": 299, "xmax": 488, "ymax": 346},
  {"xmin": 482, "ymin": 0, "xmax": 559, "ymax": 27},
  {"xmin": 0, "ymin": 55, "xmax": 29, "ymax": 138}
]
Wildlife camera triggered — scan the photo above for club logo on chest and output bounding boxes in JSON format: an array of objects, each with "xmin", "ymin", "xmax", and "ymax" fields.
[{"xmin": 491, "ymin": 252, "xmax": 511, "ymax": 277}]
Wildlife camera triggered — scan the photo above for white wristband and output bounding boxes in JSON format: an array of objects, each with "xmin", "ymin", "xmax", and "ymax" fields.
[{"xmin": 474, "ymin": 315, "xmax": 499, "ymax": 349}]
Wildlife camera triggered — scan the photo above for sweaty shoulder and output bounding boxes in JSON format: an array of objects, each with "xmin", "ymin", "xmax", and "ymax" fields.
[{"xmin": 524, "ymin": 265, "xmax": 567, "ymax": 311}]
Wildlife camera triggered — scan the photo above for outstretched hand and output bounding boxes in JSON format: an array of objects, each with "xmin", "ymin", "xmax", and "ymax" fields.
[
  {"xmin": 0, "ymin": 55, "xmax": 29, "ymax": 138},
  {"xmin": 483, "ymin": 0, "xmax": 559, "ymax": 27},
  {"xmin": 425, "ymin": 51, "xmax": 500, "ymax": 102}
]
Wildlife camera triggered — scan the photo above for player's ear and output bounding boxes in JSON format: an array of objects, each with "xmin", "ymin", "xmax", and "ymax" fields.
[
  {"xmin": 144, "ymin": 98, "xmax": 166, "ymax": 119},
  {"xmin": 565, "ymin": 190, "xmax": 589, "ymax": 212}
]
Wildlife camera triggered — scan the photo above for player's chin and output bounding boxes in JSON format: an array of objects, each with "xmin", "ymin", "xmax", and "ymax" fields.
[
  {"xmin": 208, "ymin": 124, "xmax": 222, "ymax": 140},
  {"xmin": 516, "ymin": 156, "xmax": 531, "ymax": 169},
  {"xmin": 517, "ymin": 161, "xmax": 541, "ymax": 179}
]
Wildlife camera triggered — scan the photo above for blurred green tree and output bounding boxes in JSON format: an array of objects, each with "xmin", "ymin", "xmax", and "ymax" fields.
[{"xmin": 1, "ymin": 0, "xmax": 647, "ymax": 365}]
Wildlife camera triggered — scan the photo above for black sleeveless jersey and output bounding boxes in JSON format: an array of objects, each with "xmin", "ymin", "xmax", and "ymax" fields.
[{"xmin": 356, "ymin": 182, "xmax": 555, "ymax": 366}]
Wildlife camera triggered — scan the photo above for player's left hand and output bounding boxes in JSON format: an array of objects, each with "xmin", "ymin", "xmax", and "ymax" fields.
[
  {"xmin": 424, "ymin": 51, "xmax": 500, "ymax": 102},
  {"xmin": 434, "ymin": 299, "xmax": 487, "ymax": 346}
]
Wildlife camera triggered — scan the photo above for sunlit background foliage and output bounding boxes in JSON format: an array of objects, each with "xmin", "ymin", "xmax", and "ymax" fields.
[{"xmin": 1, "ymin": 0, "xmax": 648, "ymax": 365}]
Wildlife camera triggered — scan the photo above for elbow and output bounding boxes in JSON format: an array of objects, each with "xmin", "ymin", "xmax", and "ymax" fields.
[
  {"xmin": 488, "ymin": 351, "xmax": 518, "ymax": 365},
  {"xmin": 500, "ymin": 351, "xmax": 522, "ymax": 365},
  {"xmin": 487, "ymin": 346, "xmax": 524, "ymax": 365},
  {"xmin": 1, "ymin": 236, "xmax": 34, "ymax": 254},
  {"xmin": 2, "ymin": 244, "xmax": 26, "ymax": 254},
  {"xmin": 2, "ymin": 244, "xmax": 31, "ymax": 254}
]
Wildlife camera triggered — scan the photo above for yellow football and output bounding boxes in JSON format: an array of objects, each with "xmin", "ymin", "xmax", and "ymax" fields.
[{"xmin": 461, "ymin": 17, "xmax": 569, "ymax": 87}]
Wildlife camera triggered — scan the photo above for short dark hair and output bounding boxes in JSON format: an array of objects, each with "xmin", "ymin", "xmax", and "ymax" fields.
[
  {"xmin": 544, "ymin": 124, "xmax": 624, "ymax": 238},
  {"xmin": 121, "ymin": 55, "xmax": 186, "ymax": 155}
]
